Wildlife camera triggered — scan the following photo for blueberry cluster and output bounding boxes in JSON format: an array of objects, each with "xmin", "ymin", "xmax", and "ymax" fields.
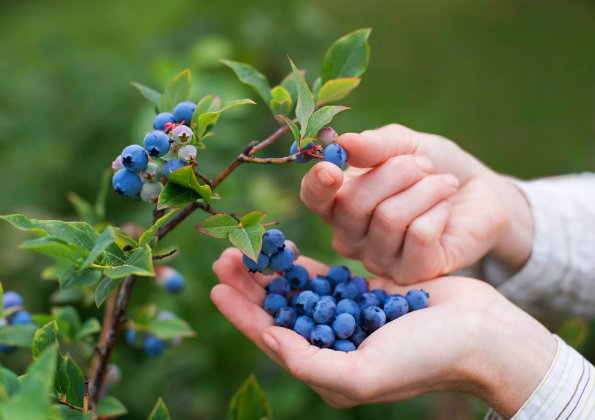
[
  {"xmin": 260, "ymin": 264, "xmax": 429, "ymax": 352},
  {"xmin": 242, "ymin": 229, "xmax": 300, "ymax": 274},
  {"xmin": 126, "ymin": 311, "xmax": 182, "ymax": 357},
  {"xmin": 0, "ymin": 291, "xmax": 34, "ymax": 354},
  {"xmin": 112, "ymin": 101, "xmax": 199, "ymax": 202},
  {"xmin": 155, "ymin": 266, "xmax": 185, "ymax": 293},
  {"xmin": 291, "ymin": 127, "xmax": 348, "ymax": 168}
]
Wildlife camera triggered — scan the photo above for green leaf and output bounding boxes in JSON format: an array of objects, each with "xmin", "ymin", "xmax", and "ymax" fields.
[
  {"xmin": 228, "ymin": 375, "xmax": 272, "ymax": 420},
  {"xmin": 221, "ymin": 60, "xmax": 272, "ymax": 105},
  {"xmin": 157, "ymin": 183, "xmax": 200, "ymax": 210},
  {"xmin": 147, "ymin": 398, "xmax": 170, "ymax": 420},
  {"xmin": 95, "ymin": 168, "xmax": 112, "ymax": 223},
  {"xmin": 135, "ymin": 303, "xmax": 157, "ymax": 327},
  {"xmin": 280, "ymin": 70, "xmax": 304, "ymax": 105},
  {"xmin": 75, "ymin": 318, "xmax": 101, "ymax": 341},
  {"xmin": 32, "ymin": 321, "xmax": 58, "ymax": 360},
  {"xmin": 79, "ymin": 228, "xmax": 116, "ymax": 270},
  {"xmin": 312, "ymin": 77, "xmax": 322, "ymax": 98},
  {"xmin": 317, "ymin": 78, "xmax": 361, "ymax": 105},
  {"xmin": 94, "ymin": 277, "xmax": 121, "ymax": 308},
  {"xmin": 270, "ymin": 86, "xmax": 292, "ymax": 119},
  {"xmin": 167, "ymin": 165, "xmax": 212, "ymax": 204},
  {"xmin": 98, "ymin": 396, "xmax": 128, "ymax": 417},
  {"xmin": 67, "ymin": 192, "xmax": 99, "ymax": 226},
  {"xmin": 277, "ymin": 116, "xmax": 300, "ymax": 143},
  {"xmin": 112, "ymin": 227, "xmax": 139, "ymax": 248},
  {"xmin": 20, "ymin": 236, "xmax": 81, "ymax": 263},
  {"xmin": 59, "ymin": 267, "xmax": 102, "ymax": 291},
  {"xmin": 148, "ymin": 316, "xmax": 196, "ymax": 340},
  {"xmin": 138, "ymin": 210, "xmax": 179, "ymax": 248},
  {"xmin": 41, "ymin": 259, "xmax": 75, "ymax": 281},
  {"xmin": 130, "ymin": 82, "xmax": 162, "ymax": 109},
  {"xmin": 103, "ymin": 245, "xmax": 154, "ymax": 279},
  {"xmin": 557, "ymin": 317, "xmax": 588, "ymax": 349},
  {"xmin": 195, "ymin": 99, "xmax": 256, "ymax": 138},
  {"xmin": 0, "ymin": 324, "xmax": 38, "ymax": 347},
  {"xmin": 158, "ymin": 69, "xmax": 191, "ymax": 113},
  {"xmin": 53, "ymin": 306, "xmax": 82, "ymax": 341},
  {"xmin": 195, "ymin": 214, "xmax": 238, "ymax": 239},
  {"xmin": 191, "ymin": 95, "xmax": 221, "ymax": 126},
  {"xmin": 0, "ymin": 367, "xmax": 20, "ymax": 399},
  {"xmin": 321, "ymin": 28, "xmax": 371, "ymax": 84},
  {"xmin": 304, "ymin": 106, "xmax": 349, "ymax": 140},
  {"xmin": 64, "ymin": 355, "xmax": 85, "ymax": 407},
  {"xmin": 54, "ymin": 353, "xmax": 71, "ymax": 397},
  {"xmin": 288, "ymin": 58, "xmax": 315, "ymax": 138},
  {"xmin": 50, "ymin": 405, "xmax": 93, "ymax": 419},
  {"xmin": 0, "ymin": 214, "xmax": 126, "ymax": 267}
]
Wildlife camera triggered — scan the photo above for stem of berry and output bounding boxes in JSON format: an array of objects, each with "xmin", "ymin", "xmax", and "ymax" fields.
[{"xmin": 240, "ymin": 153, "xmax": 299, "ymax": 164}]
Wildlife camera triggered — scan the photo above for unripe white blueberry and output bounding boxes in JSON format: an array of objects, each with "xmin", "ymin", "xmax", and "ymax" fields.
[
  {"xmin": 104, "ymin": 364, "xmax": 122, "ymax": 387},
  {"xmin": 141, "ymin": 162, "xmax": 162, "ymax": 182},
  {"xmin": 178, "ymin": 145, "xmax": 197, "ymax": 162},
  {"xmin": 284, "ymin": 239, "xmax": 300, "ymax": 260},
  {"xmin": 316, "ymin": 127, "xmax": 338, "ymax": 148},
  {"xmin": 0, "ymin": 317, "xmax": 8, "ymax": 327},
  {"xmin": 140, "ymin": 181, "xmax": 164, "ymax": 203},
  {"xmin": 112, "ymin": 155, "xmax": 125, "ymax": 172},
  {"xmin": 173, "ymin": 125, "xmax": 193, "ymax": 145}
]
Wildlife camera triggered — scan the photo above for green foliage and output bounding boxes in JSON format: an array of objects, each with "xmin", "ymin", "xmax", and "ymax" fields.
[
  {"xmin": 194, "ymin": 99, "xmax": 256, "ymax": 138},
  {"xmin": 20, "ymin": 236, "xmax": 81, "ymax": 264},
  {"xmin": 317, "ymin": 78, "xmax": 361, "ymax": 105},
  {"xmin": 0, "ymin": 324, "xmax": 38, "ymax": 348},
  {"xmin": 59, "ymin": 267, "xmax": 101, "ymax": 291},
  {"xmin": 103, "ymin": 245, "xmax": 155, "ymax": 279},
  {"xmin": 220, "ymin": 60, "xmax": 272, "ymax": 105},
  {"xmin": 130, "ymin": 82, "xmax": 162, "ymax": 109},
  {"xmin": 558, "ymin": 318, "xmax": 589, "ymax": 349},
  {"xmin": 158, "ymin": 69, "xmax": 191, "ymax": 113},
  {"xmin": 147, "ymin": 398, "xmax": 170, "ymax": 420},
  {"xmin": 289, "ymin": 58, "xmax": 315, "ymax": 138},
  {"xmin": 321, "ymin": 28, "xmax": 371, "ymax": 84},
  {"xmin": 304, "ymin": 106, "xmax": 349, "ymax": 140},
  {"xmin": 67, "ymin": 192, "xmax": 101, "ymax": 227},
  {"xmin": 148, "ymin": 315, "xmax": 196, "ymax": 340},
  {"xmin": 270, "ymin": 86, "xmax": 292, "ymax": 121},
  {"xmin": 138, "ymin": 210, "xmax": 179, "ymax": 248},
  {"xmin": 166, "ymin": 165, "xmax": 212, "ymax": 205},
  {"xmin": 98, "ymin": 396, "xmax": 128, "ymax": 417},
  {"xmin": 32, "ymin": 321, "xmax": 58, "ymax": 359},
  {"xmin": 228, "ymin": 374, "xmax": 272, "ymax": 420},
  {"xmin": 278, "ymin": 116, "xmax": 300, "ymax": 144},
  {"xmin": 157, "ymin": 183, "xmax": 201, "ymax": 210},
  {"xmin": 80, "ymin": 228, "xmax": 116, "ymax": 270}
]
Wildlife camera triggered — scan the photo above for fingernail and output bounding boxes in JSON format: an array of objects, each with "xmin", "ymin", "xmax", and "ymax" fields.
[
  {"xmin": 317, "ymin": 168, "xmax": 336, "ymax": 187},
  {"xmin": 414, "ymin": 155, "xmax": 433, "ymax": 173},
  {"xmin": 261, "ymin": 333, "xmax": 279, "ymax": 353},
  {"xmin": 441, "ymin": 173, "xmax": 460, "ymax": 188}
]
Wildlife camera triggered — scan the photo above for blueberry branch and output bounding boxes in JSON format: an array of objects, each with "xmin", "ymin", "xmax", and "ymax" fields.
[
  {"xmin": 239, "ymin": 153, "xmax": 299, "ymax": 164},
  {"xmin": 247, "ymin": 119, "xmax": 296, "ymax": 156},
  {"xmin": 58, "ymin": 398, "xmax": 83, "ymax": 412},
  {"xmin": 193, "ymin": 169, "xmax": 213, "ymax": 187},
  {"xmin": 152, "ymin": 249, "xmax": 178, "ymax": 260}
]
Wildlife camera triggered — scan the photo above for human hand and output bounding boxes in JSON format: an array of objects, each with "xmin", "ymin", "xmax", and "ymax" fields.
[
  {"xmin": 300, "ymin": 124, "xmax": 533, "ymax": 284},
  {"xmin": 210, "ymin": 248, "xmax": 556, "ymax": 419}
]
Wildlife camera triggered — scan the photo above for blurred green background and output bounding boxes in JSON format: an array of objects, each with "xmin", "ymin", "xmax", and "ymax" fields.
[{"xmin": 1, "ymin": 0, "xmax": 594, "ymax": 419}]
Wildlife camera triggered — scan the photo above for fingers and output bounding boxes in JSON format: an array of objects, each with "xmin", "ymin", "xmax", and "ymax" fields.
[
  {"xmin": 300, "ymin": 162, "xmax": 344, "ymax": 223},
  {"xmin": 213, "ymin": 248, "xmax": 267, "ymax": 303}
]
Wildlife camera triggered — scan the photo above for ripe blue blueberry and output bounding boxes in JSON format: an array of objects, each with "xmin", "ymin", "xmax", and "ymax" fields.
[
  {"xmin": 112, "ymin": 169, "xmax": 143, "ymax": 197},
  {"xmin": 312, "ymin": 299, "xmax": 336, "ymax": 325},
  {"xmin": 326, "ymin": 265, "xmax": 351, "ymax": 286},
  {"xmin": 262, "ymin": 229, "xmax": 285, "ymax": 254},
  {"xmin": 179, "ymin": 145, "xmax": 197, "ymax": 162},
  {"xmin": 164, "ymin": 271, "xmax": 184, "ymax": 293},
  {"xmin": 163, "ymin": 159, "xmax": 189, "ymax": 179},
  {"xmin": 270, "ymin": 248, "xmax": 294, "ymax": 272},
  {"xmin": 121, "ymin": 145, "xmax": 149, "ymax": 173},
  {"xmin": 319, "ymin": 295, "xmax": 337, "ymax": 305},
  {"xmin": 310, "ymin": 325, "xmax": 336, "ymax": 348},
  {"xmin": 336, "ymin": 299, "xmax": 360, "ymax": 321},
  {"xmin": 384, "ymin": 295, "xmax": 409, "ymax": 321},
  {"xmin": 290, "ymin": 141, "xmax": 314, "ymax": 163},
  {"xmin": 350, "ymin": 324, "xmax": 370, "ymax": 347},
  {"xmin": 333, "ymin": 339, "xmax": 356, "ymax": 353},
  {"xmin": 143, "ymin": 131, "xmax": 171, "ymax": 158},
  {"xmin": 331, "ymin": 313, "xmax": 356, "ymax": 339},
  {"xmin": 323, "ymin": 144, "xmax": 347, "ymax": 168},
  {"xmin": 371, "ymin": 289, "xmax": 389, "ymax": 308},
  {"xmin": 173, "ymin": 101, "xmax": 196, "ymax": 125},
  {"xmin": 140, "ymin": 182, "xmax": 164, "ymax": 204},
  {"xmin": 153, "ymin": 112, "xmax": 175, "ymax": 131},
  {"xmin": 289, "ymin": 293, "xmax": 300, "ymax": 311},
  {"xmin": 307, "ymin": 276, "xmax": 332, "ymax": 296},
  {"xmin": 293, "ymin": 316, "xmax": 315, "ymax": 341},
  {"xmin": 350, "ymin": 276, "xmax": 369, "ymax": 294},
  {"xmin": 126, "ymin": 330, "xmax": 142, "ymax": 348},
  {"xmin": 3, "ymin": 291, "xmax": 23, "ymax": 308},
  {"xmin": 361, "ymin": 306, "xmax": 386, "ymax": 331},
  {"xmin": 265, "ymin": 277, "xmax": 290, "ymax": 297},
  {"xmin": 0, "ymin": 344, "xmax": 16, "ymax": 354},
  {"xmin": 284, "ymin": 265, "xmax": 308, "ymax": 289},
  {"xmin": 405, "ymin": 289, "xmax": 429, "ymax": 311},
  {"xmin": 11, "ymin": 311, "xmax": 32, "ymax": 325},
  {"xmin": 243, "ymin": 252, "xmax": 269, "ymax": 273},
  {"xmin": 274, "ymin": 307, "xmax": 295, "ymax": 328},
  {"xmin": 295, "ymin": 291, "xmax": 320, "ymax": 317},
  {"xmin": 263, "ymin": 294, "xmax": 287, "ymax": 316},
  {"xmin": 317, "ymin": 127, "xmax": 338, "ymax": 147},
  {"xmin": 143, "ymin": 336, "xmax": 164, "ymax": 357},
  {"xmin": 333, "ymin": 281, "xmax": 359, "ymax": 301},
  {"xmin": 356, "ymin": 292, "xmax": 380, "ymax": 309}
]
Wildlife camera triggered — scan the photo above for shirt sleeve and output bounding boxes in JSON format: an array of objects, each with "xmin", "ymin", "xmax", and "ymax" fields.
[{"xmin": 484, "ymin": 335, "xmax": 595, "ymax": 420}]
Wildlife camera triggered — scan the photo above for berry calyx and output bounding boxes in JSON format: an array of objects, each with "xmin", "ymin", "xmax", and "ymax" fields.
[
  {"xmin": 173, "ymin": 125, "xmax": 194, "ymax": 145},
  {"xmin": 140, "ymin": 182, "xmax": 164, "ymax": 203},
  {"xmin": 178, "ymin": 145, "xmax": 197, "ymax": 163}
]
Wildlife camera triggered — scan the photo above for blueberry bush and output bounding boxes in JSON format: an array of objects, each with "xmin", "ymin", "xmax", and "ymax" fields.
[{"xmin": 0, "ymin": 29, "xmax": 372, "ymax": 419}]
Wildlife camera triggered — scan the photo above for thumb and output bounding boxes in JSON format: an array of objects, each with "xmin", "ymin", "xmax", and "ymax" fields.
[{"xmin": 300, "ymin": 162, "xmax": 343, "ymax": 223}]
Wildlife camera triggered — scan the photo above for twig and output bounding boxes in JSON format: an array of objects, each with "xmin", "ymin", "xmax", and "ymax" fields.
[
  {"xmin": 89, "ymin": 290, "xmax": 117, "ymax": 383},
  {"xmin": 239, "ymin": 153, "xmax": 299, "ymax": 164},
  {"xmin": 58, "ymin": 399, "xmax": 84, "ymax": 412},
  {"xmin": 152, "ymin": 249, "xmax": 178, "ymax": 260},
  {"xmin": 83, "ymin": 376, "xmax": 89, "ymax": 414},
  {"xmin": 194, "ymin": 170, "xmax": 213, "ymax": 187},
  {"xmin": 248, "ymin": 120, "xmax": 295, "ymax": 156},
  {"xmin": 211, "ymin": 142, "xmax": 258, "ymax": 189},
  {"xmin": 153, "ymin": 204, "xmax": 165, "ymax": 224},
  {"xmin": 262, "ymin": 222, "xmax": 279, "ymax": 227}
]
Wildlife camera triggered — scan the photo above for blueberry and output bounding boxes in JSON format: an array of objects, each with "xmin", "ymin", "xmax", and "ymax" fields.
[
  {"xmin": 293, "ymin": 316, "xmax": 315, "ymax": 341},
  {"xmin": 112, "ymin": 155, "xmax": 125, "ymax": 172},
  {"xmin": 173, "ymin": 101, "xmax": 196, "ymax": 125},
  {"xmin": 164, "ymin": 271, "xmax": 184, "ymax": 293},
  {"xmin": 332, "ymin": 313, "xmax": 356, "ymax": 339},
  {"xmin": 141, "ymin": 162, "xmax": 162, "ymax": 182},
  {"xmin": 0, "ymin": 344, "xmax": 16, "ymax": 354},
  {"xmin": 333, "ymin": 281, "xmax": 359, "ymax": 301},
  {"xmin": 121, "ymin": 145, "xmax": 149, "ymax": 173},
  {"xmin": 289, "ymin": 293, "xmax": 300, "ymax": 311},
  {"xmin": 265, "ymin": 277, "xmax": 290, "ymax": 297},
  {"xmin": 163, "ymin": 159, "xmax": 189, "ymax": 179},
  {"xmin": 284, "ymin": 265, "xmax": 308, "ymax": 289},
  {"xmin": 384, "ymin": 295, "xmax": 409, "ymax": 321},
  {"xmin": 113, "ymin": 169, "xmax": 143, "ymax": 197},
  {"xmin": 336, "ymin": 299, "xmax": 360, "ymax": 322},
  {"xmin": 356, "ymin": 292, "xmax": 380, "ymax": 309},
  {"xmin": 179, "ymin": 145, "xmax": 197, "ymax": 162},
  {"xmin": 326, "ymin": 265, "xmax": 351, "ymax": 286},
  {"xmin": 284, "ymin": 240, "xmax": 300, "ymax": 260},
  {"xmin": 153, "ymin": 112, "xmax": 176, "ymax": 131},
  {"xmin": 350, "ymin": 324, "xmax": 370, "ymax": 347},
  {"xmin": 405, "ymin": 289, "xmax": 429, "ymax": 311},
  {"xmin": 319, "ymin": 295, "xmax": 337, "ymax": 305},
  {"xmin": 323, "ymin": 144, "xmax": 347, "ymax": 168},
  {"xmin": 274, "ymin": 307, "xmax": 295, "ymax": 328},
  {"xmin": 270, "ymin": 248, "xmax": 294, "ymax": 272},
  {"xmin": 11, "ymin": 311, "xmax": 32, "ymax": 325},
  {"xmin": 307, "ymin": 276, "xmax": 332, "ymax": 296},
  {"xmin": 371, "ymin": 289, "xmax": 389, "ymax": 308},
  {"xmin": 262, "ymin": 229, "xmax": 285, "ymax": 254},
  {"xmin": 295, "ymin": 291, "xmax": 320, "ymax": 317},
  {"xmin": 140, "ymin": 182, "xmax": 164, "ymax": 204},
  {"xmin": 312, "ymin": 299, "xmax": 336, "ymax": 325},
  {"xmin": 310, "ymin": 325, "xmax": 336, "ymax": 348},
  {"xmin": 333, "ymin": 339, "xmax": 356, "ymax": 353},
  {"xmin": 360, "ymin": 306, "xmax": 386, "ymax": 331},
  {"xmin": 263, "ymin": 294, "xmax": 287, "ymax": 316},
  {"xmin": 143, "ymin": 336, "xmax": 164, "ymax": 357},
  {"xmin": 105, "ymin": 364, "xmax": 122, "ymax": 387},
  {"xmin": 317, "ymin": 127, "xmax": 338, "ymax": 147},
  {"xmin": 290, "ymin": 141, "xmax": 314, "ymax": 163},
  {"xmin": 3, "ymin": 292, "xmax": 23, "ymax": 308},
  {"xmin": 173, "ymin": 125, "xmax": 194, "ymax": 145},
  {"xmin": 126, "ymin": 329, "xmax": 142, "ymax": 348},
  {"xmin": 350, "ymin": 276, "xmax": 369, "ymax": 294},
  {"xmin": 143, "ymin": 131, "xmax": 171, "ymax": 158},
  {"xmin": 243, "ymin": 252, "xmax": 269, "ymax": 273}
]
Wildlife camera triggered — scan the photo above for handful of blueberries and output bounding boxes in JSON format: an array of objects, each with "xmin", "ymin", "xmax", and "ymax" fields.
[{"xmin": 244, "ymin": 230, "xmax": 430, "ymax": 352}]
